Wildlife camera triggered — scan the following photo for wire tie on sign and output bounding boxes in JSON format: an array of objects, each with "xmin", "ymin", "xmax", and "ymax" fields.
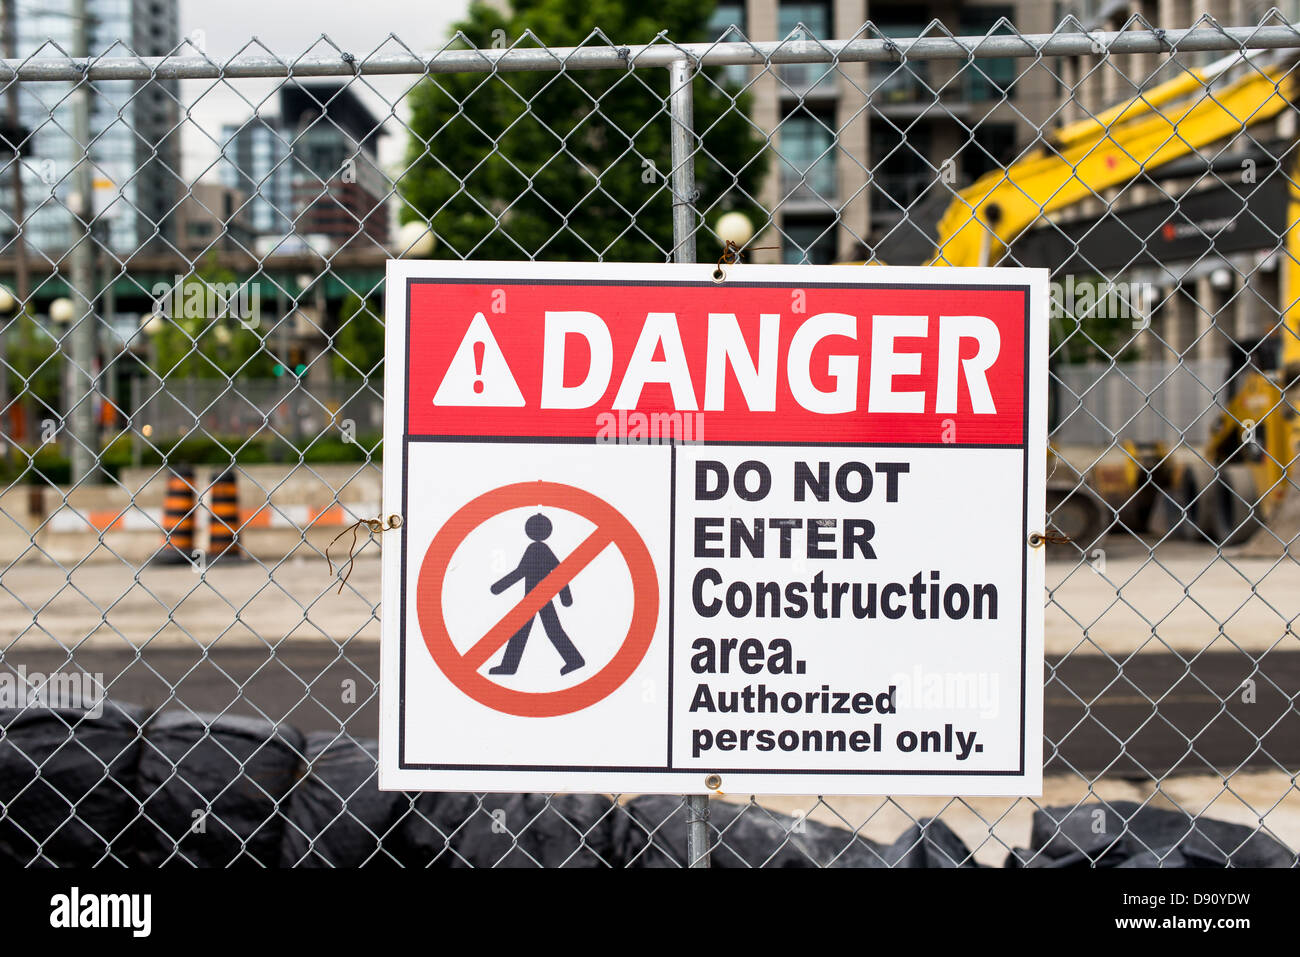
[
  {"xmin": 712, "ymin": 240, "xmax": 777, "ymax": 282},
  {"xmin": 326, "ymin": 514, "xmax": 403, "ymax": 594},
  {"xmin": 713, "ymin": 239, "xmax": 742, "ymax": 281},
  {"xmin": 1028, "ymin": 530, "xmax": 1072, "ymax": 548}
]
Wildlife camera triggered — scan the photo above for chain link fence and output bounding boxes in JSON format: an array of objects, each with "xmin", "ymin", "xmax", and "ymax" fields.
[{"xmin": 1, "ymin": 11, "xmax": 1299, "ymax": 867}]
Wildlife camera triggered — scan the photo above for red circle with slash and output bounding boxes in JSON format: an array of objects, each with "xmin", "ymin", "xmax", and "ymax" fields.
[{"xmin": 416, "ymin": 481, "xmax": 659, "ymax": 717}]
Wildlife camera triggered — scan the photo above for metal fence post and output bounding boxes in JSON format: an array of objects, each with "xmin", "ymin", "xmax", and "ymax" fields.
[
  {"xmin": 67, "ymin": 0, "xmax": 97, "ymax": 485},
  {"xmin": 669, "ymin": 57, "xmax": 699, "ymax": 267},
  {"xmin": 668, "ymin": 55, "xmax": 710, "ymax": 869}
]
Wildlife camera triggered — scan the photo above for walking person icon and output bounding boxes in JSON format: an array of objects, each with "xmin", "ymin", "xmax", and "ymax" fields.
[{"xmin": 487, "ymin": 513, "xmax": 586, "ymax": 676}]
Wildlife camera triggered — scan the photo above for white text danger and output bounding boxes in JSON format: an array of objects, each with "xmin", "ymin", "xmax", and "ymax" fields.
[{"xmin": 537, "ymin": 311, "xmax": 1002, "ymax": 414}]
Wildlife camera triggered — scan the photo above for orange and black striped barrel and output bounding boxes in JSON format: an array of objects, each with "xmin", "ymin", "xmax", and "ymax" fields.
[
  {"xmin": 159, "ymin": 465, "xmax": 196, "ymax": 563},
  {"xmin": 208, "ymin": 468, "xmax": 243, "ymax": 560}
]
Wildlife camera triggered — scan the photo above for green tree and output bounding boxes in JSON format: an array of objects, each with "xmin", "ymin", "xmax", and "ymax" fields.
[
  {"xmin": 400, "ymin": 0, "xmax": 769, "ymax": 262},
  {"xmin": 151, "ymin": 254, "xmax": 276, "ymax": 381},
  {"xmin": 4, "ymin": 308, "xmax": 62, "ymax": 434},
  {"xmin": 332, "ymin": 293, "xmax": 384, "ymax": 380},
  {"xmin": 1049, "ymin": 276, "xmax": 1142, "ymax": 365}
]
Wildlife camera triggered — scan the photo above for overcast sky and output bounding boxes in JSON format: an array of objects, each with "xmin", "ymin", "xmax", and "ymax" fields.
[{"xmin": 177, "ymin": 0, "xmax": 471, "ymax": 180}]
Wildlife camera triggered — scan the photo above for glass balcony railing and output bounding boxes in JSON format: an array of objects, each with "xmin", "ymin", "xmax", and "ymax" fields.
[
  {"xmin": 963, "ymin": 60, "xmax": 1017, "ymax": 100},
  {"xmin": 868, "ymin": 61, "xmax": 931, "ymax": 105},
  {"xmin": 779, "ymin": 158, "xmax": 837, "ymax": 204},
  {"xmin": 777, "ymin": 61, "xmax": 837, "ymax": 95}
]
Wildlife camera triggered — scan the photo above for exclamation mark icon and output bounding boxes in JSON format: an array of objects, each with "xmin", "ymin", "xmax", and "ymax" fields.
[
  {"xmin": 472, "ymin": 340, "xmax": 486, "ymax": 394},
  {"xmin": 433, "ymin": 312, "xmax": 525, "ymax": 407}
]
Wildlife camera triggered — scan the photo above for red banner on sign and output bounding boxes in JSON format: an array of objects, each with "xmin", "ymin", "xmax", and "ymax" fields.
[{"xmin": 406, "ymin": 280, "xmax": 1028, "ymax": 446}]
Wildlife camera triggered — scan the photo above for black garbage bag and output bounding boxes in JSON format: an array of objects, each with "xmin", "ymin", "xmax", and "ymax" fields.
[
  {"xmin": 1116, "ymin": 847, "xmax": 1191, "ymax": 868},
  {"xmin": 882, "ymin": 817, "xmax": 981, "ymax": 868},
  {"xmin": 279, "ymin": 733, "xmax": 412, "ymax": 867},
  {"xmin": 133, "ymin": 711, "xmax": 304, "ymax": 867},
  {"xmin": 1007, "ymin": 800, "xmax": 1295, "ymax": 867},
  {"xmin": 617, "ymin": 796, "xmax": 899, "ymax": 868},
  {"xmin": 398, "ymin": 791, "xmax": 623, "ymax": 867},
  {"xmin": 0, "ymin": 702, "xmax": 145, "ymax": 867}
]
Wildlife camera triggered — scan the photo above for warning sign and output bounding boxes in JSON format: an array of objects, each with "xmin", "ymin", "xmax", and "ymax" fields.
[{"xmin": 380, "ymin": 260, "xmax": 1048, "ymax": 796}]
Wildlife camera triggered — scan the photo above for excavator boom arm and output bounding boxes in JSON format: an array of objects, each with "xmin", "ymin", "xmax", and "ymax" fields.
[{"xmin": 927, "ymin": 59, "xmax": 1300, "ymax": 368}]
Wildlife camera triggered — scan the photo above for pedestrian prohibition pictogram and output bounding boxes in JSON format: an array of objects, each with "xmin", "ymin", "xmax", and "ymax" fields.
[{"xmin": 416, "ymin": 480, "xmax": 659, "ymax": 718}]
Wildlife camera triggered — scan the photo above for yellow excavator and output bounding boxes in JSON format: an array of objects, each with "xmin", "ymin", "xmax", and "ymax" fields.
[{"xmin": 863, "ymin": 50, "xmax": 1300, "ymax": 549}]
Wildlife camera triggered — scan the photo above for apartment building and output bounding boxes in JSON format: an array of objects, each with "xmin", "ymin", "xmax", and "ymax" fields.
[
  {"xmin": 220, "ymin": 83, "xmax": 389, "ymax": 256},
  {"xmin": 173, "ymin": 183, "xmax": 254, "ymax": 257},
  {"xmin": 0, "ymin": 0, "xmax": 181, "ymax": 256},
  {"xmin": 219, "ymin": 114, "xmax": 294, "ymax": 244},
  {"xmin": 708, "ymin": 0, "xmax": 1057, "ymax": 263}
]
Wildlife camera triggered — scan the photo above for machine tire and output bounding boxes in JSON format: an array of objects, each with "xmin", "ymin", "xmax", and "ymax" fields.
[
  {"xmin": 1047, "ymin": 485, "xmax": 1106, "ymax": 550},
  {"xmin": 1198, "ymin": 465, "xmax": 1260, "ymax": 548},
  {"xmin": 1160, "ymin": 467, "xmax": 1202, "ymax": 541}
]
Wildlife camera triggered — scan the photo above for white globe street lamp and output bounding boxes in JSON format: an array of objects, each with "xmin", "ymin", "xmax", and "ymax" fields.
[
  {"xmin": 50, "ymin": 297, "xmax": 75, "ymax": 324},
  {"xmin": 715, "ymin": 211, "xmax": 754, "ymax": 248},
  {"xmin": 140, "ymin": 312, "xmax": 164, "ymax": 336},
  {"xmin": 398, "ymin": 220, "xmax": 437, "ymax": 258}
]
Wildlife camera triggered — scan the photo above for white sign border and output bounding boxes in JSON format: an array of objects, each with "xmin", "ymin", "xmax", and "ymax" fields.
[{"xmin": 379, "ymin": 260, "xmax": 1048, "ymax": 796}]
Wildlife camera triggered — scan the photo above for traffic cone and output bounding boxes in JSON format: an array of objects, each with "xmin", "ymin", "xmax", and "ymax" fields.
[
  {"xmin": 156, "ymin": 465, "xmax": 197, "ymax": 564},
  {"xmin": 207, "ymin": 468, "xmax": 244, "ymax": 561}
]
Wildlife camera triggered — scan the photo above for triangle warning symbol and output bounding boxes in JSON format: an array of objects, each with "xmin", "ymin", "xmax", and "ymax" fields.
[{"xmin": 432, "ymin": 312, "xmax": 526, "ymax": 407}]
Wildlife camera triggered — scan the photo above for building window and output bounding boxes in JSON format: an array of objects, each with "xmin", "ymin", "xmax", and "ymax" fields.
[
  {"xmin": 708, "ymin": 2, "xmax": 745, "ymax": 39},
  {"xmin": 868, "ymin": 16, "xmax": 931, "ymax": 104},
  {"xmin": 778, "ymin": 110, "xmax": 836, "ymax": 205},
  {"xmin": 706, "ymin": 1, "xmax": 748, "ymax": 88},
  {"xmin": 778, "ymin": 1, "xmax": 830, "ymax": 38},
  {"xmin": 963, "ymin": 123, "xmax": 1017, "ymax": 183},
  {"xmin": 960, "ymin": 7, "xmax": 1017, "ymax": 100},
  {"xmin": 870, "ymin": 122, "xmax": 933, "ymax": 217},
  {"xmin": 777, "ymin": 1, "xmax": 835, "ymax": 93},
  {"xmin": 782, "ymin": 219, "xmax": 837, "ymax": 264}
]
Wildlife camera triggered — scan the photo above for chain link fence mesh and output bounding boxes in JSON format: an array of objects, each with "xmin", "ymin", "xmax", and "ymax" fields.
[{"xmin": 0, "ymin": 12, "xmax": 1298, "ymax": 867}]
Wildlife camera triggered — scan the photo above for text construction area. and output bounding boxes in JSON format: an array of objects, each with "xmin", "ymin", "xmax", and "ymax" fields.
[{"xmin": 380, "ymin": 260, "xmax": 1048, "ymax": 795}]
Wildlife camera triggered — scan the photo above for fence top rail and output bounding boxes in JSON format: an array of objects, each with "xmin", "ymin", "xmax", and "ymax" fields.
[{"xmin": 4, "ymin": 24, "xmax": 1300, "ymax": 82}]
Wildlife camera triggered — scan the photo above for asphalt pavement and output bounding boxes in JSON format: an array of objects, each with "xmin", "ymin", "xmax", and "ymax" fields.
[{"xmin": 5, "ymin": 642, "xmax": 1296, "ymax": 777}]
